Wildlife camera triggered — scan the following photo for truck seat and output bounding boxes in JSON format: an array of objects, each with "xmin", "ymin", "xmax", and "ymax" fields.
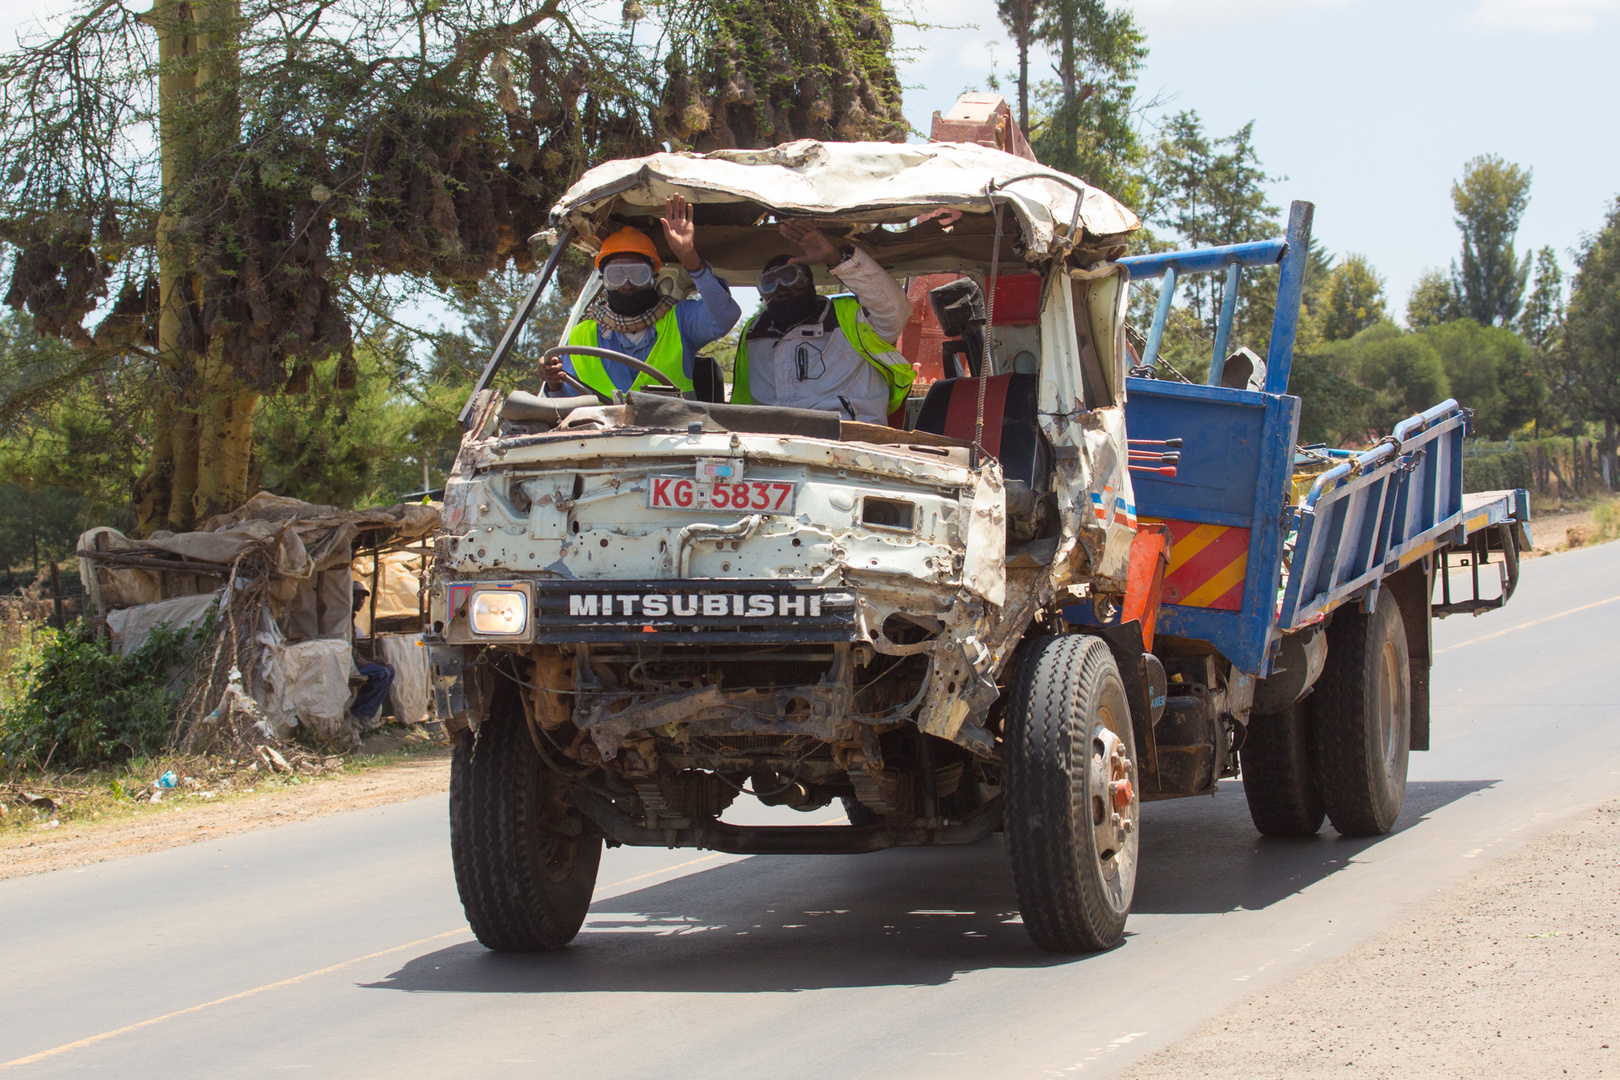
[{"xmin": 912, "ymin": 374, "xmax": 1055, "ymax": 542}]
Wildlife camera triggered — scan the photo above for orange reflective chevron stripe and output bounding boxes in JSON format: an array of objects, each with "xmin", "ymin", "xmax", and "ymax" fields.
[{"xmin": 1149, "ymin": 518, "xmax": 1250, "ymax": 612}]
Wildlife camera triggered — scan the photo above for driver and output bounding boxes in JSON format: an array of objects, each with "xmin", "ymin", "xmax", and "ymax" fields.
[
  {"xmin": 542, "ymin": 194, "xmax": 740, "ymax": 397},
  {"xmin": 729, "ymin": 221, "xmax": 914, "ymax": 424}
]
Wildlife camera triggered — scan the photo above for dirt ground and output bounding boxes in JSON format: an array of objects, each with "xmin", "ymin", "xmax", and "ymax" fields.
[
  {"xmin": 0, "ymin": 750, "xmax": 449, "ymax": 881},
  {"xmin": 1121, "ymin": 799, "xmax": 1620, "ymax": 1079},
  {"xmin": 1529, "ymin": 496, "xmax": 1619, "ymax": 555}
]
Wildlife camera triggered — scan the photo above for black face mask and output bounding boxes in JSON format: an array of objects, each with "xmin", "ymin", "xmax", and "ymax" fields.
[
  {"xmin": 606, "ymin": 287, "xmax": 659, "ymax": 316},
  {"xmin": 765, "ymin": 291, "xmax": 822, "ymax": 330}
]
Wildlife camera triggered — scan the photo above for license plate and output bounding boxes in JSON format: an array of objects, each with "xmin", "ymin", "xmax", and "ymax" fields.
[{"xmin": 648, "ymin": 476, "xmax": 796, "ymax": 513}]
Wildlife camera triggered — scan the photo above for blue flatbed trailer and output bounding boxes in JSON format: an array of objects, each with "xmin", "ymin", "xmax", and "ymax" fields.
[{"xmin": 1068, "ymin": 201, "xmax": 1529, "ymax": 832}]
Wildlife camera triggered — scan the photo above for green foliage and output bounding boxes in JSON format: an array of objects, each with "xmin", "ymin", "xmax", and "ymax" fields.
[
  {"xmin": 1291, "ymin": 350, "xmax": 1365, "ymax": 446},
  {"xmin": 1306, "ymin": 323, "xmax": 1449, "ymax": 438},
  {"xmin": 1407, "ymin": 269, "xmax": 1463, "ymax": 331},
  {"xmin": 0, "ymin": 619, "xmax": 203, "ymax": 771},
  {"xmin": 1026, "ymin": 0, "xmax": 1149, "ymax": 205},
  {"xmin": 1421, "ymin": 319, "xmax": 1535, "ymax": 439},
  {"xmin": 1451, "ymin": 154, "xmax": 1533, "ymax": 327},
  {"xmin": 1565, "ymin": 196, "xmax": 1620, "ymax": 430},
  {"xmin": 1141, "ymin": 111, "xmax": 1279, "ymax": 340},
  {"xmin": 252, "ymin": 339, "xmax": 425, "ymax": 508},
  {"xmin": 0, "ymin": 312, "xmax": 142, "ymax": 563},
  {"xmin": 1462, "ymin": 449, "xmax": 1532, "ymax": 495},
  {"xmin": 1322, "ymin": 254, "xmax": 1387, "ymax": 342}
]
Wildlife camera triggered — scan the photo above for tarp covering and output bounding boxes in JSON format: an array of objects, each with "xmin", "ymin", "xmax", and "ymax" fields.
[
  {"xmin": 79, "ymin": 493, "xmax": 439, "ymax": 645},
  {"xmin": 377, "ymin": 633, "xmax": 430, "ymax": 726},
  {"xmin": 352, "ymin": 549, "xmax": 427, "ymax": 638},
  {"xmin": 105, "ymin": 591, "xmax": 222, "ymax": 654},
  {"xmin": 550, "ymin": 140, "xmax": 1140, "ymax": 274},
  {"xmin": 77, "ymin": 494, "xmax": 441, "ymax": 747}
]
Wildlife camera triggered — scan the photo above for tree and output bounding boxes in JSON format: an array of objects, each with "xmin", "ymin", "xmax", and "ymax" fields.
[
  {"xmin": 995, "ymin": 0, "xmax": 1037, "ymax": 134},
  {"xmin": 1312, "ymin": 323, "xmax": 1450, "ymax": 438},
  {"xmin": 1422, "ymin": 319, "xmax": 1535, "ymax": 440},
  {"xmin": 1322, "ymin": 254, "xmax": 1387, "ymax": 342},
  {"xmin": 1518, "ymin": 245, "xmax": 1573, "ymax": 433},
  {"xmin": 1406, "ymin": 269, "xmax": 1462, "ymax": 330},
  {"xmin": 1142, "ymin": 111, "xmax": 1278, "ymax": 339},
  {"xmin": 1564, "ymin": 196, "xmax": 1620, "ymax": 485},
  {"xmin": 1450, "ymin": 154, "xmax": 1532, "ymax": 327},
  {"xmin": 1027, "ymin": 0, "xmax": 1148, "ymax": 203},
  {"xmin": 0, "ymin": 0, "xmax": 908, "ymax": 535}
]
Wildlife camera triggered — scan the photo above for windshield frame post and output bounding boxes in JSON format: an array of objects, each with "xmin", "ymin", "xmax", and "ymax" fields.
[{"xmin": 457, "ymin": 225, "xmax": 578, "ymax": 427}]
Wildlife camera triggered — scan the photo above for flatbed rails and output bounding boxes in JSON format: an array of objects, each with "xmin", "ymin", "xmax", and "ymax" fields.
[{"xmin": 1069, "ymin": 200, "xmax": 1527, "ymax": 816}]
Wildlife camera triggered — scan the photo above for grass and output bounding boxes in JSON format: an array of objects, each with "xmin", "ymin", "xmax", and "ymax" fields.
[{"xmin": 1, "ymin": 730, "xmax": 446, "ymax": 841}]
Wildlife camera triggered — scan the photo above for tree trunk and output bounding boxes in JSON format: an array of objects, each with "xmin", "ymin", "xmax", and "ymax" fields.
[
  {"xmin": 134, "ymin": 0, "xmax": 255, "ymax": 536},
  {"xmin": 1016, "ymin": 0, "xmax": 1030, "ymax": 135},
  {"xmin": 1057, "ymin": 0, "xmax": 1077, "ymax": 168}
]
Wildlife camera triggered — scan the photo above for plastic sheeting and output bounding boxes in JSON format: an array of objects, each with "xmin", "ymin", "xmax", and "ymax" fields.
[
  {"xmin": 376, "ymin": 633, "xmax": 430, "ymax": 725},
  {"xmin": 106, "ymin": 591, "xmax": 222, "ymax": 654},
  {"xmin": 277, "ymin": 639, "xmax": 357, "ymax": 743},
  {"xmin": 352, "ymin": 550, "xmax": 426, "ymax": 638},
  {"xmin": 78, "ymin": 493, "xmax": 439, "ymax": 644}
]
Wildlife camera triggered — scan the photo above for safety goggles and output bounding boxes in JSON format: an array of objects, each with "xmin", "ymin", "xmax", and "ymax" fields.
[
  {"xmin": 756, "ymin": 262, "xmax": 810, "ymax": 295},
  {"xmin": 602, "ymin": 262, "xmax": 656, "ymax": 289}
]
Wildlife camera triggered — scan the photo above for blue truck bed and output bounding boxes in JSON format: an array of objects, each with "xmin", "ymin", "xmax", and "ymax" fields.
[{"xmin": 1067, "ymin": 202, "xmax": 1530, "ymax": 680}]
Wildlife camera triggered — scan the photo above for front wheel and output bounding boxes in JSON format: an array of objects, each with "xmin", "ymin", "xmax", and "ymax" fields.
[
  {"xmin": 1004, "ymin": 635, "xmax": 1139, "ymax": 953},
  {"xmin": 450, "ymin": 694, "xmax": 602, "ymax": 951},
  {"xmin": 1314, "ymin": 589, "xmax": 1411, "ymax": 837}
]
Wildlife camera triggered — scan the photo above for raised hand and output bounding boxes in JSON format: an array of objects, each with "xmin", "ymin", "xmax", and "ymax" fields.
[
  {"xmin": 780, "ymin": 220, "xmax": 843, "ymax": 267},
  {"xmin": 660, "ymin": 193, "xmax": 703, "ymax": 272}
]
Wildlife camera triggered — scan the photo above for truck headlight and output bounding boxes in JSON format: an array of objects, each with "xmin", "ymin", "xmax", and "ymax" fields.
[{"xmin": 469, "ymin": 590, "xmax": 529, "ymax": 636}]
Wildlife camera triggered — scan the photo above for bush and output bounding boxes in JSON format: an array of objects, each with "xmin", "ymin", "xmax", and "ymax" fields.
[
  {"xmin": 0, "ymin": 620, "xmax": 203, "ymax": 772},
  {"xmin": 1463, "ymin": 449, "xmax": 1532, "ymax": 494}
]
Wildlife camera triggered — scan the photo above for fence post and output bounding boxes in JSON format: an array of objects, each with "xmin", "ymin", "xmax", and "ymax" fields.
[{"xmin": 49, "ymin": 560, "xmax": 64, "ymax": 630}]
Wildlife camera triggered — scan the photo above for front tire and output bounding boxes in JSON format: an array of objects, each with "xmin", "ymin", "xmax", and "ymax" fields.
[
  {"xmin": 1314, "ymin": 589, "xmax": 1411, "ymax": 837},
  {"xmin": 450, "ymin": 696, "xmax": 602, "ymax": 951},
  {"xmin": 1004, "ymin": 635, "xmax": 1139, "ymax": 953},
  {"xmin": 1240, "ymin": 700, "xmax": 1325, "ymax": 837}
]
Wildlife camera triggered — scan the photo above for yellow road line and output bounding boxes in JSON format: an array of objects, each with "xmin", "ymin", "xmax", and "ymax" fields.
[
  {"xmin": 1435, "ymin": 594, "xmax": 1620, "ymax": 655},
  {"xmin": 1, "ymin": 929, "xmax": 469, "ymax": 1070},
  {"xmin": 598, "ymin": 853, "xmax": 722, "ymax": 890}
]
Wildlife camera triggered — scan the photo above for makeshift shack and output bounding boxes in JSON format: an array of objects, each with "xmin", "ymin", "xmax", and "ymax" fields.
[{"xmin": 77, "ymin": 493, "xmax": 439, "ymax": 749}]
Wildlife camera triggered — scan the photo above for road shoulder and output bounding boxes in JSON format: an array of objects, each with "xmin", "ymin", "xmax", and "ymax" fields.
[
  {"xmin": 1121, "ymin": 798, "xmax": 1620, "ymax": 1078},
  {"xmin": 1, "ymin": 752, "xmax": 449, "ymax": 881}
]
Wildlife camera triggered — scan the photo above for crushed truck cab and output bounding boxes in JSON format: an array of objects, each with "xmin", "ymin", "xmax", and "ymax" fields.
[{"xmin": 429, "ymin": 98, "xmax": 1156, "ymax": 954}]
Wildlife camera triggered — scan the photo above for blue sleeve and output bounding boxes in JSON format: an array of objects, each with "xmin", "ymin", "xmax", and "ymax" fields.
[{"xmin": 676, "ymin": 264, "xmax": 743, "ymax": 349}]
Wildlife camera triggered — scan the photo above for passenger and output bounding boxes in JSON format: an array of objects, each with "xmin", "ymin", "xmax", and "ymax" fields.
[
  {"xmin": 730, "ymin": 221, "xmax": 915, "ymax": 424},
  {"xmin": 542, "ymin": 194, "xmax": 741, "ymax": 397}
]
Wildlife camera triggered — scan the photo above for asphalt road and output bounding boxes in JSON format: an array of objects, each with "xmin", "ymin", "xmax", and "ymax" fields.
[{"xmin": 3, "ymin": 540, "xmax": 1618, "ymax": 1079}]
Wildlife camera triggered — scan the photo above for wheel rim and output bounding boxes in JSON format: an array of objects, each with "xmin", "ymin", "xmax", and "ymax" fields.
[
  {"xmin": 1086, "ymin": 707, "xmax": 1138, "ymax": 915},
  {"xmin": 1377, "ymin": 638, "xmax": 1402, "ymax": 780}
]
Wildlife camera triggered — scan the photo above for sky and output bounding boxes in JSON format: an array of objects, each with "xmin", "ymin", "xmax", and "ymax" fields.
[
  {"xmin": 894, "ymin": 0, "xmax": 1620, "ymax": 318},
  {"xmin": 3, "ymin": 0, "xmax": 1616, "ymax": 326}
]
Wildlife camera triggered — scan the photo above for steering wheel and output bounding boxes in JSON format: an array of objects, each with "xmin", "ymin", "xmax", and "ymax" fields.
[{"xmin": 541, "ymin": 345, "xmax": 679, "ymax": 404}]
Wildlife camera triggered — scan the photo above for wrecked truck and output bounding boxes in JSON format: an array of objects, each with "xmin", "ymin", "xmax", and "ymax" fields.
[
  {"xmin": 427, "ymin": 108, "xmax": 1159, "ymax": 954},
  {"xmin": 426, "ymin": 99, "xmax": 1531, "ymax": 956}
]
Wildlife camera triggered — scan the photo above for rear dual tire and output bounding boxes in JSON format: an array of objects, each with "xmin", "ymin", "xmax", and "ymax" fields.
[{"xmin": 1241, "ymin": 589, "xmax": 1411, "ymax": 839}]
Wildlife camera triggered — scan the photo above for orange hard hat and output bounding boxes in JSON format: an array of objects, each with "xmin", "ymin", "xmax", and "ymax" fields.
[{"xmin": 594, "ymin": 226, "xmax": 662, "ymax": 270}]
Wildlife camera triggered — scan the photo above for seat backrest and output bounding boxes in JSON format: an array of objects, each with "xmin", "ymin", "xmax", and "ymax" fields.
[{"xmin": 913, "ymin": 374, "xmax": 1046, "ymax": 487}]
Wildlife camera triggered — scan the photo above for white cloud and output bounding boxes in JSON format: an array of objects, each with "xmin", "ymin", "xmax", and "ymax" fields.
[{"xmin": 1470, "ymin": 0, "xmax": 1620, "ymax": 31}]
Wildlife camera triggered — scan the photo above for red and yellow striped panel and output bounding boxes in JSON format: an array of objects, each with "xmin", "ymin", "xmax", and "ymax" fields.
[{"xmin": 1149, "ymin": 518, "xmax": 1251, "ymax": 612}]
